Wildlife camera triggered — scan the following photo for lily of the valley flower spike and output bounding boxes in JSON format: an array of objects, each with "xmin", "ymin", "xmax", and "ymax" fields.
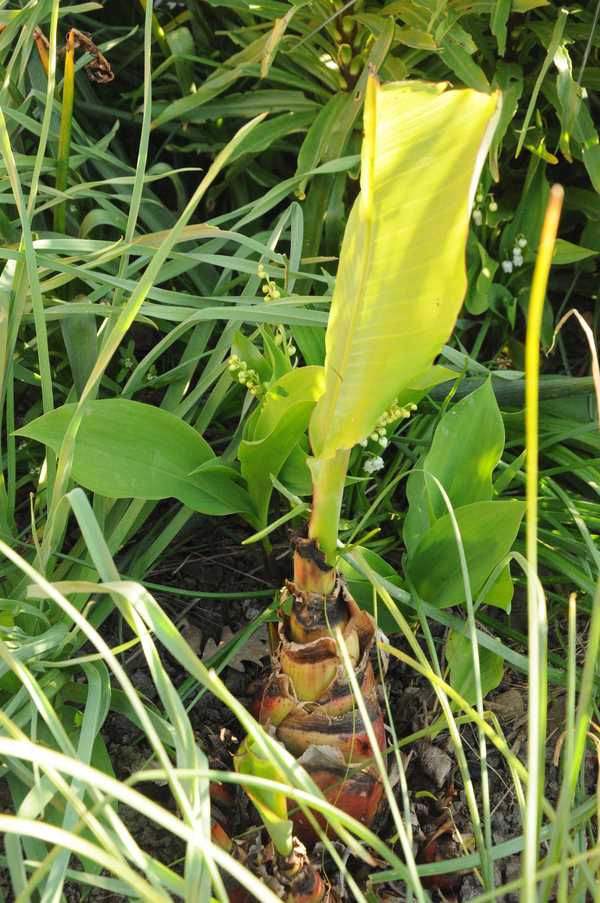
[{"xmin": 236, "ymin": 74, "xmax": 501, "ymax": 879}]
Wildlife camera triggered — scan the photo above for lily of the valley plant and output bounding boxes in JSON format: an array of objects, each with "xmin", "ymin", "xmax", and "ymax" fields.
[{"xmin": 233, "ymin": 75, "xmax": 500, "ymax": 887}]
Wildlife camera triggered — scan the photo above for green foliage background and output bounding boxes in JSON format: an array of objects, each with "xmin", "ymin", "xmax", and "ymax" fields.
[{"xmin": 1, "ymin": 2, "xmax": 600, "ymax": 899}]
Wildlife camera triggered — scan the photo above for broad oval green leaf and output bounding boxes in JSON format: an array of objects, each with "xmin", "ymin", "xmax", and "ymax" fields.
[
  {"xmin": 278, "ymin": 442, "xmax": 312, "ymax": 496},
  {"xmin": 481, "ymin": 563, "xmax": 515, "ymax": 613},
  {"xmin": 16, "ymin": 399, "xmax": 253, "ymax": 518},
  {"xmin": 552, "ymin": 238, "xmax": 599, "ymax": 265},
  {"xmin": 445, "ymin": 629, "xmax": 504, "ymax": 704},
  {"xmin": 309, "ymin": 78, "xmax": 500, "ymax": 459},
  {"xmin": 404, "ymin": 379, "xmax": 505, "ymax": 554},
  {"xmin": 407, "ymin": 499, "xmax": 525, "ymax": 609},
  {"xmin": 165, "ymin": 26, "xmax": 195, "ymax": 95},
  {"xmin": 238, "ymin": 367, "xmax": 325, "ymax": 528}
]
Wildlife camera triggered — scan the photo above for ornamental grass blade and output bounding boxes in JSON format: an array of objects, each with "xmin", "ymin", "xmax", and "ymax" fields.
[{"xmin": 309, "ymin": 77, "xmax": 501, "ymax": 460}]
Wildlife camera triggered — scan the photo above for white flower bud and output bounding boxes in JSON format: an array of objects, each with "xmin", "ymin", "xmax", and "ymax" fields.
[
  {"xmin": 501, "ymin": 260, "xmax": 513, "ymax": 274},
  {"xmin": 472, "ymin": 209, "xmax": 483, "ymax": 226}
]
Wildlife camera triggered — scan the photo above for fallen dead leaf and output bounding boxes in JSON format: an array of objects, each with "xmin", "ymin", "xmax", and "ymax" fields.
[
  {"xmin": 419, "ymin": 744, "xmax": 453, "ymax": 789},
  {"xmin": 202, "ymin": 625, "xmax": 270, "ymax": 673},
  {"xmin": 180, "ymin": 619, "xmax": 203, "ymax": 655},
  {"xmin": 489, "ymin": 687, "xmax": 525, "ymax": 723},
  {"xmin": 69, "ymin": 29, "xmax": 114, "ymax": 83}
]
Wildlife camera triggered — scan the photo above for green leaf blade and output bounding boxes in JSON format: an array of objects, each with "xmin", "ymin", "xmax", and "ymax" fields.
[
  {"xmin": 408, "ymin": 499, "xmax": 525, "ymax": 609},
  {"xmin": 239, "ymin": 367, "xmax": 324, "ymax": 528},
  {"xmin": 445, "ymin": 629, "xmax": 504, "ymax": 704},
  {"xmin": 16, "ymin": 399, "xmax": 253, "ymax": 518},
  {"xmin": 404, "ymin": 379, "xmax": 505, "ymax": 554}
]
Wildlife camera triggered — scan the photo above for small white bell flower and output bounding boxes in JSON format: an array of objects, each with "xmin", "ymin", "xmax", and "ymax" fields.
[{"xmin": 363, "ymin": 456, "xmax": 384, "ymax": 474}]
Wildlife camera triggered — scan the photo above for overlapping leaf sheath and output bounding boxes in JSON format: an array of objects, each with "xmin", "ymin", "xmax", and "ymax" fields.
[
  {"xmin": 254, "ymin": 539, "xmax": 386, "ymax": 843},
  {"xmin": 245, "ymin": 838, "xmax": 325, "ymax": 903},
  {"xmin": 212, "ymin": 825, "xmax": 324, "ymax": 903}
]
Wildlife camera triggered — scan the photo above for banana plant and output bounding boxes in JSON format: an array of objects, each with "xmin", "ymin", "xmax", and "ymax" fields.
[{"xmin": 235, "ymin": 75, "xmax": 500, "ymax": 858}]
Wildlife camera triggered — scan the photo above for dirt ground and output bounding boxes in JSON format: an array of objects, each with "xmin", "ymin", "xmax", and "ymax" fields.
[{"xmin": 1, "ymin": 524, "xmax": 595, "ymax": 902}]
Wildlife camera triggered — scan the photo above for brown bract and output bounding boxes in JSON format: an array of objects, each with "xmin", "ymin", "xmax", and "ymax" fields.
[
  {"xmin": 255, "ymin": 575, "xmax": 387, "ymax": 843},
  {"xmin": 221, "ymin": 837, "xmax": 328, "ymax": 903}
]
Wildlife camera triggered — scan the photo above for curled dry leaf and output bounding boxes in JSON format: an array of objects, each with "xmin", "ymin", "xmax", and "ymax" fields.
[
  {"xmin": 179, "ymin": 618, "xmax": 203, "ymax": 655},
  {"xmin": 488, "ymin": 687, "xmax": 525, "ymax": 724},
  {"xmin": 418, "ymin": 743, "xmax": 453, "ymax": 790},
  {"xmin": 66, "ymin": 29, "xmax": 114, "ymax": 83}
]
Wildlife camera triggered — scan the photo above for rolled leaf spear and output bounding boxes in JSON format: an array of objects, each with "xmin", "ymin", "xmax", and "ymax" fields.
[{"xmin": 233, "ymin": 74, "xmax": 500, "ymax": 896}]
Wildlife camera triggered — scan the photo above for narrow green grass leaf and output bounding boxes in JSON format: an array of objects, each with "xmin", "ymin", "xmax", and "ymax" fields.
[{"xmin": 515, "ymin": 8, "xmax": 568, "ymax": 158}]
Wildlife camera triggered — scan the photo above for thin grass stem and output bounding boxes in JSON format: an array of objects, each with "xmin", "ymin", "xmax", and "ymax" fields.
[{"xmin": 522, "ymin": 183, "xmax": 564, "ymax": 902}]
